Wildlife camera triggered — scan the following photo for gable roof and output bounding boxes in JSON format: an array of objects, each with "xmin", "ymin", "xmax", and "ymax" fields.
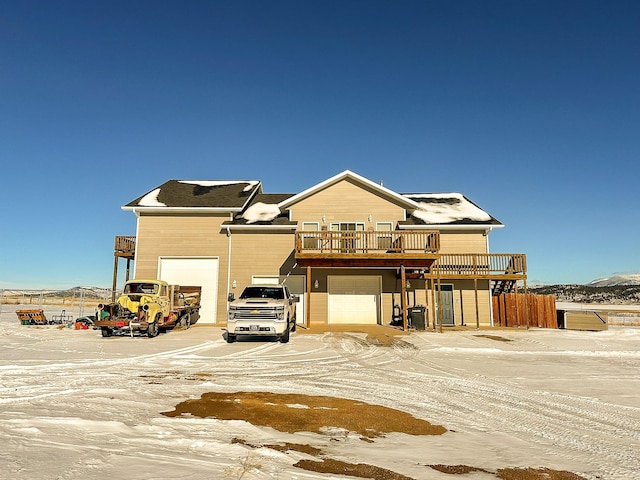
[
  {"xmin": 122, "ymin": 180, "xmax": 261, "ymax": 212},
  {"xmin": 121, "ymin": 172, "xmax": 502, "ymax": 229},
  {"xmin": 278, "ymin": 170, "xmax": 419, "ymax": 209}
]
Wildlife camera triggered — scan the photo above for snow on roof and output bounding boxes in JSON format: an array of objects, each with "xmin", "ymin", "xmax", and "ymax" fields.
[
  {"xmin": 179, "ymin": 180, "xmax": 259, "ymax": 192},
  {"xmin": 138, "ymin": 188, "xmax": 166, "ymax": 207},
  {"xmin": 411, "ymin": 193, "xmax": 491, "ymax": 223},
  {"xmin": 242, "ymin": 202, "xmax": 281, "ymax": 223}
]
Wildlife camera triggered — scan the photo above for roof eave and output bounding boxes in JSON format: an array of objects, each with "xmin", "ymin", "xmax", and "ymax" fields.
[
  {"xmin": 223, "ymin": 224, "xmax": 298, "ymax": 231},
  {"xmin": 122, "ymin": 206, "xmax": 244, "ymax": 214},
  {"xmin": 398, "ymin": 224, "xmax": 504, "ymax": 230}
]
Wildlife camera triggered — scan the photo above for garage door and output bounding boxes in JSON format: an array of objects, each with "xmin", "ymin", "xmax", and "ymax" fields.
[
  {"xmin": 328, "ymin": 276, "xmax": 380, "ymax": 324},
  {"xmin": 158, "ymin": 257, "xmax": 219, "ymax": 324}
]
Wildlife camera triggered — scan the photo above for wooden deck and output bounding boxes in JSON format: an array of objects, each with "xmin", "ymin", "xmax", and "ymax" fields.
[
  {"xmin": 115, "ymin": 236, "xmax": 136, "ymax": 259},
  {"xmin": 295, "ymin": 231, "xmax": 526, "ymax": 285},
  {"xmin": 294, "ymin": 230, "xmax": 440, "ymax": 268}
]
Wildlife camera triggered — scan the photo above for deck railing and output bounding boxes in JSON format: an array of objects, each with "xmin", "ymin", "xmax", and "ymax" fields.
[
  {"xmin": 114, "ymin": 236, "xmax": 136, "ymax": 256},
  {"xmin": 295, "ymin": 230, "xmax": 440, "ymax": 256},
  {"xmin": 434, "ymin": 253, "xmax": 527, "ymax": 276}
]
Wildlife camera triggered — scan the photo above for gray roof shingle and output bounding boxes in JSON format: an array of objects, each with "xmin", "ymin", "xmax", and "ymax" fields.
[{"xmin": 124, "ymin": 180, "xmax": 261, "ymax": 209}]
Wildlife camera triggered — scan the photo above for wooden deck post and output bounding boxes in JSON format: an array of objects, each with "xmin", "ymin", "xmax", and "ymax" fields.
[
  {"xmin": 401, "ymin": 265, "xmax": 408, "ymax": 331},
  {"xmin": 514, "ymin": 282, "xmax": 520, "ymax": 327},
  {"xmin": 524, "ymin": 278, "xmax": 529, "ymax": 330},
  {"xmin": 437, "ymin": 264, "xmax": 443, "ymax": 333},
  {"xmin": 306, "ymin": 266, "xmax": 312, "ymax": 328},
  {"xmin": 424, "ymin": 277, "xmax": 430, "ymax": 330},
  {"xmin": 111, "ymin": 256, "xmax": 118, "ymax": 302},
  {"xmin": 474, "ymin": 277, "xmax": 479, "ymax": 329}
]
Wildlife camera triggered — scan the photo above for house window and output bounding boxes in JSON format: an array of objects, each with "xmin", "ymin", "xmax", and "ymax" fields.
[
  {"xmin": 330, "ymin": 222, "xmax": 364, "ymax": 252},
  {"xmin": 302, "ymin": 222, "xmax": 320, "ymax": 249},
  {"xmin": 376, "ymin": 222, "xmax": 393, "ymax": 250}
]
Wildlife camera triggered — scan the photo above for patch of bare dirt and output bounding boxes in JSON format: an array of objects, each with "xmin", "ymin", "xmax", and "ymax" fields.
[
  {"xmin": 299, "ymin": 323, "xmax": 410, "ymax": 343},
  {"xmin": 475, "ymin": 334, "xmax": 513, "ymax": 342},
  {"xmin": 495, "ymin": 467, "xmax": 587, "ymax": 480},
  {"xmin": 162, "ymin": 391, "xmax": 446, "ymax": 438},
  {"xmin": 429, "ymin": 464, "xmax": 492, "ymax": 474},
  {"xmin": 164, "ymin": 391, "xmax": 587, "ymax": 480},
  {"xmin": 428, "ymin": 465, "xmax": 586, "ymax": 479},
  {"xmin": 294, "ymin": 458, "xmax": 414, "ymax": 480}
]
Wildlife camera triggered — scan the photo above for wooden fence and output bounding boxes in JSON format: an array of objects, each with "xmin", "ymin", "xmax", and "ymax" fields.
[{"xmin": 492, "ymin": 293, "xmax": 557, "ymax": 328}]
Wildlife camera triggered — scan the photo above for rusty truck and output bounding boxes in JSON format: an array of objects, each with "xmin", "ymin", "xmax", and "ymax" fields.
[{"xmin": 95, "ymin": 279, "xmax": 201, "ymax": 338}]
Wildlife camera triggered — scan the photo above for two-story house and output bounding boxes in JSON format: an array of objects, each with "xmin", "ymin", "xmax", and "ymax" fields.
[{"xmin": 113, "ymin": 170, "xmax": 527, "ymax": 330}]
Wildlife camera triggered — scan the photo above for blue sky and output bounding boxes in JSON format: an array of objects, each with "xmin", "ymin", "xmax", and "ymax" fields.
[{"xmin": 1, "ymin": 0, "xmax": 638, "ymax": 289}]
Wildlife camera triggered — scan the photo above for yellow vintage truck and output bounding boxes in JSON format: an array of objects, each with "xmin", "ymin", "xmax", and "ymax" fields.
[{"xmin": 95, "ymin": 279, "xmax": 201, "ymax": 337}]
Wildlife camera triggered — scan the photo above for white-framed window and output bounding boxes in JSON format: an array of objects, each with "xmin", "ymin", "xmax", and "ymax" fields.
[
  {"xmin": 302, "ymin": 222, "xmax": 320, "ymax": 249},
  {"xmin": 376, "ymin": 222, "xmax": 393, "ymax": 250}
]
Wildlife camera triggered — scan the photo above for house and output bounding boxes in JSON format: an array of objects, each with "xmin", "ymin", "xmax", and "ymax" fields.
[{"xmin": 113, "ymin": 170, "xmax": 527, "ymax": 329}]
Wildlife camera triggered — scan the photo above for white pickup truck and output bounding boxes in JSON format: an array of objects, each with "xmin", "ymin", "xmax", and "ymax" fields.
[{"xmin": 226, "ymin": 284, "xmax": 298, "ymax": 343}]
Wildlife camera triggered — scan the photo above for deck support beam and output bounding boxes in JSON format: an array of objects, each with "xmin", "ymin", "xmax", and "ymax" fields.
[{"xmin": 306, "ymin": 266, "xmax": 312, "ymax": 328}]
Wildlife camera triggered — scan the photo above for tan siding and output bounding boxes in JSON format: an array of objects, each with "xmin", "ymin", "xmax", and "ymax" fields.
[
  {"xmin": 289, "ymin": 179, "xmax": 407, "ymax": 226},
  {"xmin": 135, "ymin": 214, "xmax": 229, "ymax": 277},
  {"xmin": 229, "ymin": 230, "xmax": 297, "ymax": 292},
  {"xmin": 453, "ymin": 280, "xmax": 492, "ymax": 326},
  {"xmin": 309, "ymin": 292, "xmax": 328, "ymax": 327},
  {"xmin": 134, "ymin": 213, "xmax": 231, "ymax": 324},
  {"xmin": 438, "ymin": 231, "xmax": 488, "ymax": 253}
]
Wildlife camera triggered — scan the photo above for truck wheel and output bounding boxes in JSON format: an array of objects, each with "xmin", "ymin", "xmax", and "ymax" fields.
[
  {"xmin": 226, "ymin": 333, "xmax": 236, "ymax": 343},
  {"xmin": 291, "ymin": 319, "xmax": 297, "ymax": 332},
  {"xmin": 147, "ymin": 317, "xmax": 160, "ymax": 338},
  {"xmin": 101, "ymin": 327, "xmax": 112, "ymax": 337},
  {"xmin": 280, "ymin": 326, "xmax": 290, "ymax": 343}
]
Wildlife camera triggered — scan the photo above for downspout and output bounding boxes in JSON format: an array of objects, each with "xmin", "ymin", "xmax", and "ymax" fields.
[
  {"xmin": 132, "ymin": 208, "xmax": 141, "ymax": 279},
  {"xmin": 226, "ymin": 225, "xmax": 232, "ymax": 322}
]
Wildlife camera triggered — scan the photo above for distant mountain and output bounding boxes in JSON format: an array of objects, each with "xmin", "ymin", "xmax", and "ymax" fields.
[
  {"xmin": 587, "ymin": 273, "xmax": 640, "ymax": 287},
  {"xmin": 2, "ymin": 286, "xmax": 113, "ymax": 299},
  {"xmin": 527, "ymin": 283, "xmax": 640, "ymax": 304}
]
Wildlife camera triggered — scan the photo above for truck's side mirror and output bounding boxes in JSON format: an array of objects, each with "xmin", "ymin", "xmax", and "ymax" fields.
[
  {"xmin": 228, "ymin": 293, "xmax": 235, "ymax": 302},
  {"xmin": 292, "ymin": 295, "xmax": 300, "ymax": 303}
]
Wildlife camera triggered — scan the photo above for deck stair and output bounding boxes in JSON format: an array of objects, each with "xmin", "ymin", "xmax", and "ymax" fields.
[{"xmin": 492, "ymin": 279, "xmax": 516, "ymax": 295}]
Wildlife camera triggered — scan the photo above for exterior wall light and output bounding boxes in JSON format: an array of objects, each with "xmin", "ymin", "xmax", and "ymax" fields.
[{"xmin": 314, "ymin": 280, "xmax": 319, "ymax": 289}]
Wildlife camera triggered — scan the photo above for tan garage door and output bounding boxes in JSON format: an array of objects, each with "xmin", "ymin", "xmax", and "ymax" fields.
[{"xmin": 328, "ymin": 276, "xmax": 380, "ymax": 324}]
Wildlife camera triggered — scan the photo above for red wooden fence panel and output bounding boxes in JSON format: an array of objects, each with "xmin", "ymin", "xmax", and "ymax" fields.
[{"xmin": 492, "ymin": 293, "xmax": 557, "ymax": 328}]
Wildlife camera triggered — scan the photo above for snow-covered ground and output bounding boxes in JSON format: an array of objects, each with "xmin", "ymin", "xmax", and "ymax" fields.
[{"xmin": 1, "ymin": 306, "xmax": 639, "ymax": 480}]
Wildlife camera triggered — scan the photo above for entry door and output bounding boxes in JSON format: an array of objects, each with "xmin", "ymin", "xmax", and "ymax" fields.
[
  {"xmin": 436, "ymin": 284, "xmax": 455, "ymax": 326},
  {"xmin": 328, "ymin": 276, "xmax": 380, "ymax": 324}
]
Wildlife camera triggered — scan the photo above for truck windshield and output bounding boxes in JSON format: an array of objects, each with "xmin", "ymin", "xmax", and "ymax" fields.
[
  {"xmin": 240, "ymin": 287, "xmax": 284, "ymax": 299},
  {"xmin": 124, "ymin": 283, "xmax": 159, "ymax": 295}
]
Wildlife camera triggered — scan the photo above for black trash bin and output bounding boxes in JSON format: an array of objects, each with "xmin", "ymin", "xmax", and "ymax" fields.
[{"xmin": 409, "ymin": 306, "xmax": 426, "ymax": 330}]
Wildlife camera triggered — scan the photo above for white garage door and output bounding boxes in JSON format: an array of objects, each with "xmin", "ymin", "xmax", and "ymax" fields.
[
  {"xmin": 158, "ymin": 257, "xmax": 219, "ymax": 324},
  {"xmin": 328, "ymin": 276, "xmax": 380, "ymax": 324}
]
